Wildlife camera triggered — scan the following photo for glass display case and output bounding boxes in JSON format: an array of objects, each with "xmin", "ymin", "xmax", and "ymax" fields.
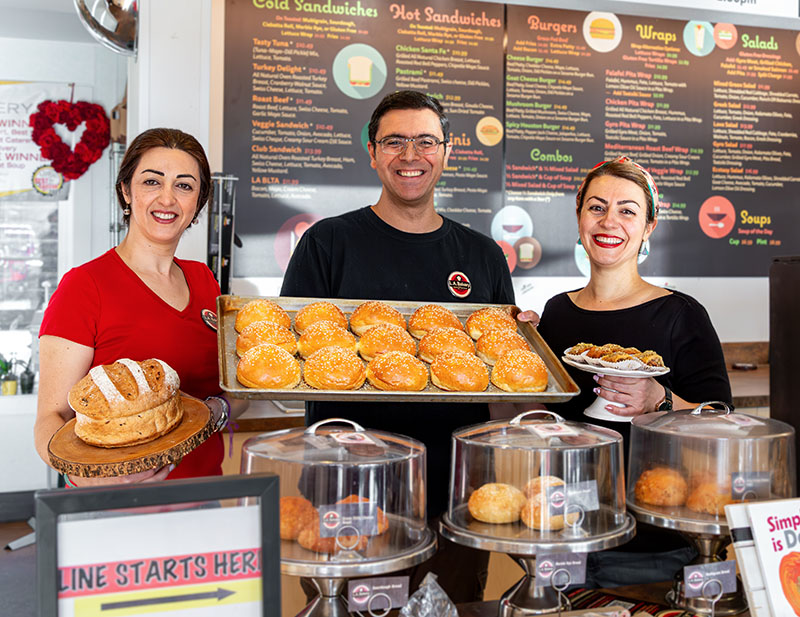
[
  {"xmin": 628, "ymin": 402, "xmax": 796, "ymax": 615},
  {"xmin": 241, "ymin": 418, "xmax": 435, "ymax": 617},
  {"xmin": 442, "ymin": 411, "xmax": 635, "ymax": 616}
]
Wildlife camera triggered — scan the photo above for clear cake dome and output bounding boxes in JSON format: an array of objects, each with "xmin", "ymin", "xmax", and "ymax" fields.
[
  {"xmin": 447, "ymin": 411, "xmax": 628, "ymax": 547},
  {"xmin": 241, "ymin": 418, "xmax": 429, "ymax": 569},
  {"xmin": 628, "ymin": 402, "xmax": 796, "ymax": 527}
]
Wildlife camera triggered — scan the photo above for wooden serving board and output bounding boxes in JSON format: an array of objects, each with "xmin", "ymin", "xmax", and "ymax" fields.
[{"xmin": 48, "ymin": 396, "xmax": 213, "ymax": 478}]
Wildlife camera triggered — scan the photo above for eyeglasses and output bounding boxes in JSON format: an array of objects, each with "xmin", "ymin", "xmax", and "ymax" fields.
[{"xmin": 374, "ymin": 136, "xmax": 447, "ymax": 155}]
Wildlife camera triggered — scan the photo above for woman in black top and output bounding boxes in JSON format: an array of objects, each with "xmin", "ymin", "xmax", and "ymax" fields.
[{"xmin": 537, "ymin": 156, "xmax": 731, "ymax": 587}]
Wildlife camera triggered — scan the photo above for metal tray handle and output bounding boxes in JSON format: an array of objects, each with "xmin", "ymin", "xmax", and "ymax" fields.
[{"xmin": 689, "ymin": 401, "xmax": 732, "ymax": 416}]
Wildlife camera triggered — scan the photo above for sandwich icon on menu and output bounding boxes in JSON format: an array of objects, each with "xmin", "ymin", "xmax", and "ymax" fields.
[
  {"xmin": 589, "ymin": 17, "xmax": 615, "ymax": 40},
  {"xmin": 348, "ymin": 56, "xmax": 373, "ymax": 87}
]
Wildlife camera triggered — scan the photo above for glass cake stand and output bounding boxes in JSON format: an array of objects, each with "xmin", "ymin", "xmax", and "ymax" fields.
[{"xmin": 441, "ymin": 507, "xmax": 636, "ymax": 616}]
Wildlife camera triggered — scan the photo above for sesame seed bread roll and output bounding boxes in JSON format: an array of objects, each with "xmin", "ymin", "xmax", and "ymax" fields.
[
  {"xmin": 236, "ymin": 320, "xmax": 297, "ymax": 356},
  {"xmin": 408, "ymin": 304, "xmax": 463, "ymax": 339},
  {"xmin": 356, "ymin": 323, "xmax": 416, "ymax": 362},
  {"xmin": 468, "ymin": 483, "xmax": 527, "ymax": 524},
  {"xmin": 430, "ymin": 351, "xmax": 489, "ymax": 392},
  {"xmin": 237, "ymin": 343, "xmax": 301, "ymax": 389},
  {"xmin": 349, "ymin": 300, "xmax": 407, "ymax": 336},
  {"xmin": 296, "ymin": 320, "xmax": 356, "ymax": 359},
  {"xmin": 294, "ymin": 301, "xmax": 348, "ymax": 334},
  {"xmin": 68, "ymin": 358, "xmax": 183, "ymax": 447},
  {"xmin": 366, "ymin": 351, "xmax": 429, "ymax": 391},
  {"xmin": 476, "ymin": 329, "xmax": 530, "ymax": 365},
  {"xmin": 303, "ymin": 347, "xmax": 366, "ymax": 390},
  {"xmin": 417, "ymin": 327, "xmax": 476, "ymax": 363},
  {"xmin": 234, "ymin": 298, "xmax": 291, "ymax": 333},
  {"xmin": 490, "ymin": 349, "xmax": 548, "ymax": 392},
  {"xmin": 465, "ymin": 307, "xmax": 517, "ymax": 340}
]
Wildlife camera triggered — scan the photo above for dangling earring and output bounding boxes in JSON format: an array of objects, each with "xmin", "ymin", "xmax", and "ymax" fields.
[
  {"xmin": 123, "ymin": 205, "xmax": 131, "ymax": 215},
  {"xmin": 191, "ymin": 217, "xmax": 199, "ymax": 225}
]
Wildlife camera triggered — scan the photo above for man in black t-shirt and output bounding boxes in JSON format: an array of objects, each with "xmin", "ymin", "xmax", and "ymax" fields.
[{"xmin": 281, "ymin": 91, "xmax": 515, "ymax": 603}]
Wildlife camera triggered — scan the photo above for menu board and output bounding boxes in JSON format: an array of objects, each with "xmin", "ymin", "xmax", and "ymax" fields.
[{"xmin": 224, "ymin": 1, "xmax": 800, "ymax": 277}]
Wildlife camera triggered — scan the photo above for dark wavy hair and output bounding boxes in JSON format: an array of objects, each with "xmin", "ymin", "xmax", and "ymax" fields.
[{"xmin": 115, "ymin": 128, "xmax": 212, "ymax": 226}]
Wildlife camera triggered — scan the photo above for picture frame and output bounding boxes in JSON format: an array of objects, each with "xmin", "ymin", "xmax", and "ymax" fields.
[{"xmin": 35, "ymin": 474, "xmax": 280, "ymax": 617}]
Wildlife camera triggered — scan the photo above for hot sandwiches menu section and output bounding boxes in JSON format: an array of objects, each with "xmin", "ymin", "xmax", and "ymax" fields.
[{"xmin": 224, "ymin": 1, "xmax": 800, "ymax": 277}]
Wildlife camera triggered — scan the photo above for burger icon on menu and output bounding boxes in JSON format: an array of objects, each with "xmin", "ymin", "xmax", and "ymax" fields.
[{"xmin": 583, "ymin": 12, "xmax": 622, "ymax": 52}]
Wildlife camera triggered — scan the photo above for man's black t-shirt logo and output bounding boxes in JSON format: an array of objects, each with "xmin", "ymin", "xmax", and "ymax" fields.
[{"xmin": 447, "ymin": 271, "xmax": 472, "ymax": 298}]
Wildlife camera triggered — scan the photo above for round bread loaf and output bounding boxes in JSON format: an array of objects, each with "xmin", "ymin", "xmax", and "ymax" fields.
[
  {"xmin": 523, "ymin": 475, "xmax": 566, "ymax": 499},
  {"xmin": 294, "ymin": 301, "xmax": 348, "ymax": 334},
  {"xmin": 476, "ymin": 329, "xmax": 530, "ymax": 365},
  {"xmin": 430, "ymin": 351, "xmax": 489, "ymax": 392},
  {"xmin": 366, "ymin": 351, "xmax": 428, "ymax": 391},
  {"xmin": 520, "ymin": 475, "xmax": 579, "ymax": 530},
  {"xmin": 68, "ymin": 358, "xmax": 183, "ymax": 447},
  {"xmin": 686, "ymin": 481, "xmax": 733, "ymax": 515},
  {"xmin": 297, "ymin": 320, "xmax": 356, "ymax": 359},
  {"xmin": 303, "ymin": 347, "xmax": 366, "ymax": 390},
  {"xmin": 634, "ymin": 466, "xmax": 688, "ymax": 506},
  {"xmin": 468, "ymin": 483, "xmax": 527, "ymax": 523},
  {"xmin": 279, "ymin": 496, "xmax": 317, "ymax": 540},
  {"xmin": 349, "ymin": 301, "xmax": 406, "ymax": 336},
  {"xmin": 408, "ymin": 304, "xmax": 463, "ymax": 339},
  {"xmin": 465, "ymin": 307, "xmax": 517, "ymax": 340},
  {"xmin": 236, "ymin": 320, "xmax": 297, "ymax": 357},
  {"xmin": 356, "ymin": 323, "xmax": 416, "ymax": 362},
  {"xmin": 234, "ymin": 298, "xmax": 291, "ymax": 333},
  {"xmin": 417, "ymin": 327, "xmax": 475, "ymax": 363},
  {"xmin": 237, "ymin": 343, "xmax": 301, "ymax": 389},
  {"xmin": 491, "ymin": 349, "xmax": 548, "ymax": 392},
  {"xmin": 520, "ymin": 492, "xmax": 580, "ymax": 531}
]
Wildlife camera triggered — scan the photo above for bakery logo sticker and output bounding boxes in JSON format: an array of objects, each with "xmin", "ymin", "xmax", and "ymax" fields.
[
  {"xmin": 351, "ymin": 584, "xmax": 371, "ymax": 605},
  {"xmin": 583, "ymin": 12, "xmax": 622, "ymax": 53},
  {"xmin": 322, "ymin": 510, "xmax": 341, "ymax": 530},
  {"xmin": 201, "ymin": 309, "xmax": 217, "ymax": 331},
  {"xmin": 721, "ymin": 414, "xmax": 765, "ymax": 428},
  {"xmin": 537, "ymin": 559, "xmax": 555, "ymax": 579},
  {"xmin": 545, "ymin": 485, "xmax": 567, "ymax": 517},
  {"xmin": 686, "ymin": 569, "xmax": 705, "ymax": 592},
  {"xmin": 447, "ymin": 271, "xmax": 472, "ymax": 298}
]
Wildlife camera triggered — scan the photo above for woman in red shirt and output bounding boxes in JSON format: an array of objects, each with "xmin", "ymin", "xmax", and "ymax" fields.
[{"xmin": 34, "ymin": 128, "xmax": 243, "ymax": 486}]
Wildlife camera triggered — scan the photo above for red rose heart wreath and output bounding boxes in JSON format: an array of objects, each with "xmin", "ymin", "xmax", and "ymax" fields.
[{"xmin": 29, "ymin": 100, "xmax": 110, "ymax": 181}]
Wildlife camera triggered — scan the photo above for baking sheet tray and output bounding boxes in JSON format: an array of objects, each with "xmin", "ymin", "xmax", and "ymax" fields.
[{"xmin": 217, "ymin": 295, "xmax": 580, "ymax": 403}]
